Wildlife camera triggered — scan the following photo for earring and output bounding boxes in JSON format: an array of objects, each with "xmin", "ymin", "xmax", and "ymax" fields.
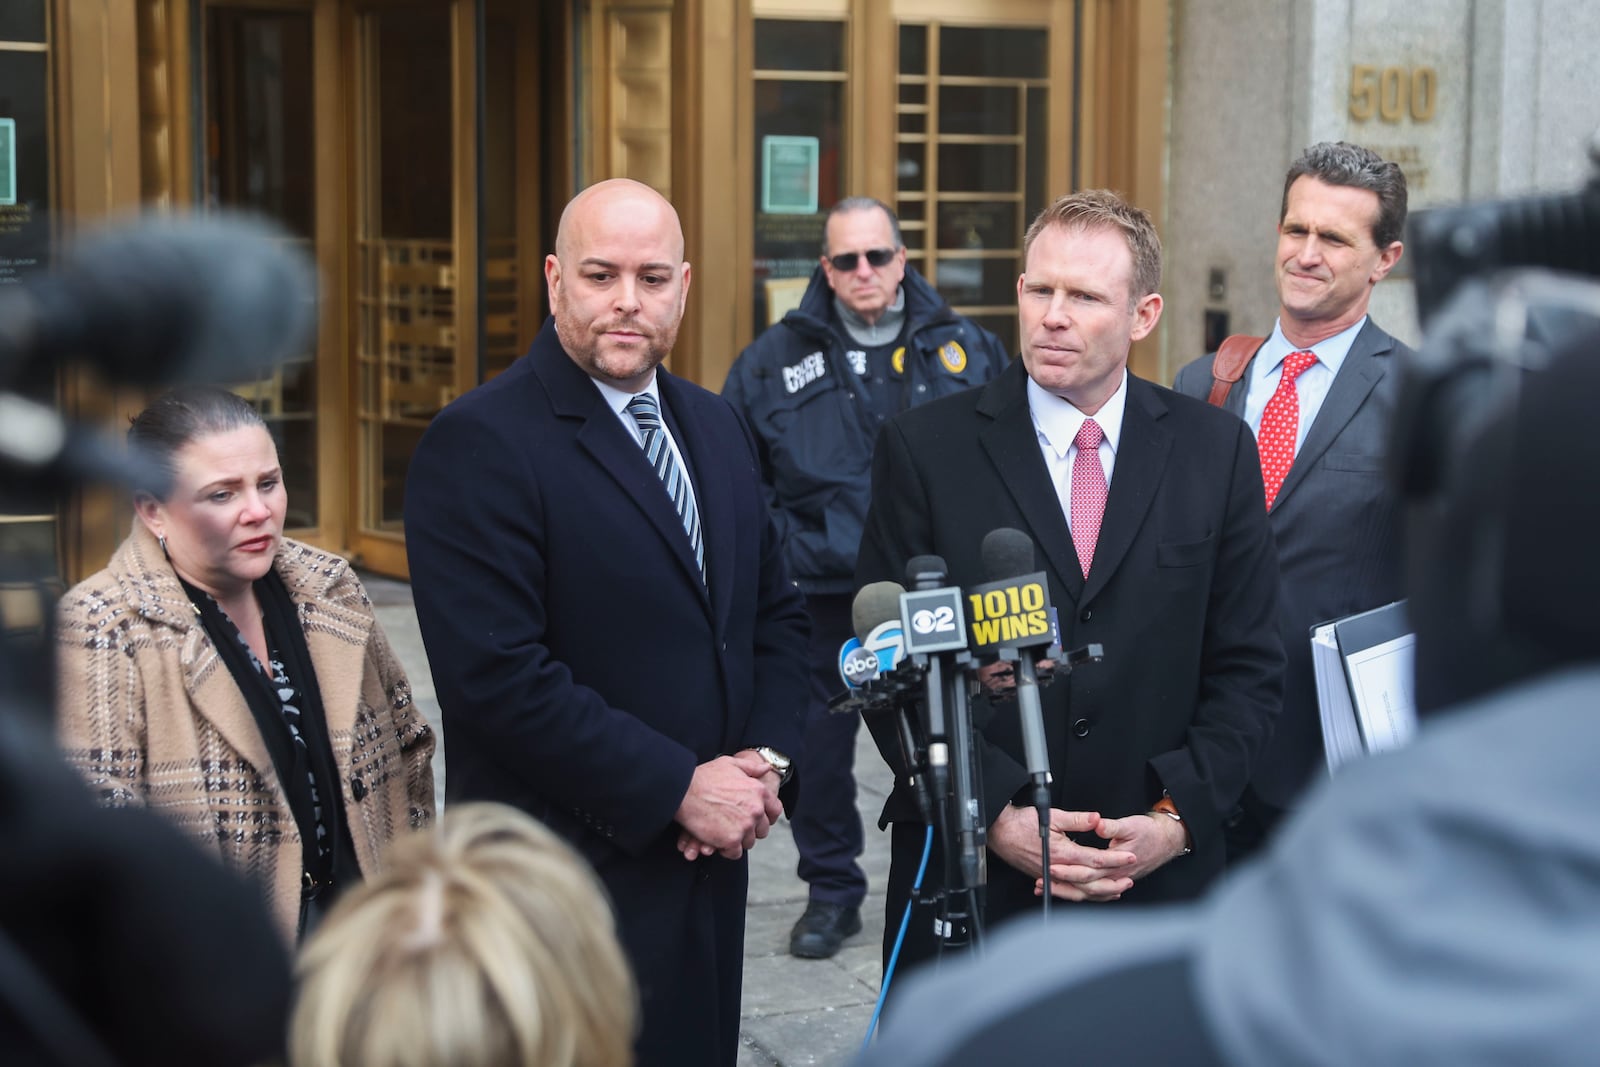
[{"xmin": 158, "ymin": 535, "xmax": 169, "ymax": 557}]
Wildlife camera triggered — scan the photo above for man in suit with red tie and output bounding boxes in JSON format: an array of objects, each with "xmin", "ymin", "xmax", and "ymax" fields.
[
  {"xmin": 1174, "ymin": 142, "xmax": 1412, "ymax": 860},
  {"xmin": 857, "ymin": 190, "xmax": 1283, "ymax": 976}
]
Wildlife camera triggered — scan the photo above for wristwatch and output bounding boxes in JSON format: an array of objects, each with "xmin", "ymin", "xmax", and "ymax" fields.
[
  {"xmin": 1149, "ymin": 791, "xmax": 1193, "ymax": 855},
  {"xmin": 753, "ymin": 746, "xmax": 794, "ymax": 786}
]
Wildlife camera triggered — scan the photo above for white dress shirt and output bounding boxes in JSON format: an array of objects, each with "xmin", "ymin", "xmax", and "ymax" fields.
[
  {"xmin": 1027, "ymin": 370, "xmax": 1128, "ymax": 533},
  {"xmin": 1242, "ymin": 317, "xmax": 1367, "ymax": 452}
]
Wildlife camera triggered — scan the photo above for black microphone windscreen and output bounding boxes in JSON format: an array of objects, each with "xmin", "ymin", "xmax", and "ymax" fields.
[
  {"xmin": 981, "ymin": 527, "xmax": 1035, "ymax": 581},
  {"xmin": 852, "ymin": 581, "xmax": 906, "ymax": 642},
  {"xmin": 905, "ymin": 554, "xmax": 948, "ymax": 588},
  {"xmin": 4, "ymin": 213, "xmax": 317, "ymax": 389}
]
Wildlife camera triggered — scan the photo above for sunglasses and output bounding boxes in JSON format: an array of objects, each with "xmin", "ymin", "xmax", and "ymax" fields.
[{"xmin": 827, "ymin": 248, "xmax": 898, "ymax": 272}]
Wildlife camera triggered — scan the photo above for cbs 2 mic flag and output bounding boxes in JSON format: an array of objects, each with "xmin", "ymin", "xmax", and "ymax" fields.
[{"xmin": 900, "ymin": 587, "xmax": 968, "ymax": 655}]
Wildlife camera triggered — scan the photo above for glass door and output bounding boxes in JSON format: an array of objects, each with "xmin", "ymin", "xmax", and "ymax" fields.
[
  {"xmin": 202, "ymin": 3, "xmax": 322, "ymax": 530},
  {"xmin": 1, "ymin": 0, "xmax": 59, "ymax": 693},
  {"xmin": 347, "ymin": 0, "xmax": 535, "ymax": 576},
  {"xmin": 749, "ymin": 15, "xmax": 848, "ymax": 330},
  {"xmin": 350, "ymin": 2, "xmax": 459, "ymax": 572},
  {"xmin": 739, "ymin": 0, "xmax": 1068, "ymax": 357},
  {"xmin": 895, "ymin": 20, "xmax": 1050, "ymax": 355}
]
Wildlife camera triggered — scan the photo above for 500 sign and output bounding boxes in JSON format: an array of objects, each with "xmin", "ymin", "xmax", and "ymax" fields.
[{"xmin": 1349, "ymin": 64, "xmax": 1437, "ymax": 123}]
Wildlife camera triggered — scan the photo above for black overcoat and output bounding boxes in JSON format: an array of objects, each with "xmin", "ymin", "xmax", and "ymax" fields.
[
  {"xmin": 857, "ymin": 362, "xmax": 1284, "ymax": 963},
  {"xmin": 405, "ymin": 318, "xmax": 809, "ymax": 1067}
]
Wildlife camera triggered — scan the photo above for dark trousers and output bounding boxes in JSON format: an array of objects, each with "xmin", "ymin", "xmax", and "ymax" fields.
[{"xmin": 791, "ymin": 592, "xmax": 868, "ymax": 907}]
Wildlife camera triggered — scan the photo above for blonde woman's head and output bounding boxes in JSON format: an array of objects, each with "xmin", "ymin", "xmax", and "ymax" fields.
[{"xmin": 291, "ymin": 803, "xmax": 636, "ymax": 1067}]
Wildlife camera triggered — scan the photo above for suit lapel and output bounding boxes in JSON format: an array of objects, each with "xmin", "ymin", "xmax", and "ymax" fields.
[
  {"xmin": 1273, "ymin": 321, "xmax": 1391, "ymax": 510},
  {"xmin": 977, "ymin": 364, "xmax": 1084, "ymax": 600},
  {"xmin": 1082, "ymin": 376, "xmax": 1171, "ymax": 602},
  {"xmin": 1225, "ymin": 356, "xmax": 1252, "ymax": 417},
  {"xmin": 534, "ymin": 325, "xmax": 710, "ymax": 602}
]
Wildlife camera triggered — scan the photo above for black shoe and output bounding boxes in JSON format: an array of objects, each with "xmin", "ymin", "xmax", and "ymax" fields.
[{"xmin": 789, "ymin": 901, "xmax": 862, "ymax": 959}]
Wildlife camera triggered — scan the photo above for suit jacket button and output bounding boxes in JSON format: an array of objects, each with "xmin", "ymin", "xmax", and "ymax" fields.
[
  {"xmin": 350, "ymin": 775, "xmax": 367, "ymax": 801},
  {"xmin": 1072, "ymin": 718, "xmax": 1091, "ymax": 738},
  {"xmin": 1079, "ymin": 608, "xmax": 1092, "ymax": 622}
]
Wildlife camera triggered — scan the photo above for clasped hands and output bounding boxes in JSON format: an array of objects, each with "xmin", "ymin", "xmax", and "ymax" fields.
[
  {"xmin": 988, "ymin": 804, "xmax": 1189, "ymax": 901},
  {"xmin": 673, "ymin": 749, "xmax": 783, "ymax": 861}
]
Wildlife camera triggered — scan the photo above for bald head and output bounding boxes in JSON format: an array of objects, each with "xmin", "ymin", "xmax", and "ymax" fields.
[
  {"xmin": 555, "ymin": 179, "xmax": 685, "ymax": 265},
  {"xmin": 545, "ymin": 179, "xmax": 692, "ymax": 392}
]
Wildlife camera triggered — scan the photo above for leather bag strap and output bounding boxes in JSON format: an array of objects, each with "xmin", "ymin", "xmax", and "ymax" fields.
[{"xmin": 1206, "ymin": 334, "xmax": 1266, "ymax": 407}]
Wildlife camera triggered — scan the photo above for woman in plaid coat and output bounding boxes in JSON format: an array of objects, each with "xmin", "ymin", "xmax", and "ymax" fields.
[{"xmin": 55, "ymin": 387, "xmax": 435, "ymax": 942}]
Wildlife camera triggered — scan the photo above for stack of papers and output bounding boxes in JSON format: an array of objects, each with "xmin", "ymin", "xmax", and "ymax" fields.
[{"xmin": 1312, "ymin": 600, "xmax": 1418, "ymax": 773}]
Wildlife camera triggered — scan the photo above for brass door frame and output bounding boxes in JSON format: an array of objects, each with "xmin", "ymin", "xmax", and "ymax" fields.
[
  {"xmin": 55, "ymin": 0, "xmax": 146, "ymax": 581},
  {"xmin": 339, "ymin": 0, "xmax": 477, "ymax": 578}
]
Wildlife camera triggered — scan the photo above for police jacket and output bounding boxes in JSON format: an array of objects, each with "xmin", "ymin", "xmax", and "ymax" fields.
[{"xmin": 723, "ymin": 263, "xmax": 1011, "ymax": 593}]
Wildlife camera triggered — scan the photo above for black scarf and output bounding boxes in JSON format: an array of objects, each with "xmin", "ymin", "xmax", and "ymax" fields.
[{"xmin": 181, "ymin": 569, "xmax": 361, "ymax": 912}]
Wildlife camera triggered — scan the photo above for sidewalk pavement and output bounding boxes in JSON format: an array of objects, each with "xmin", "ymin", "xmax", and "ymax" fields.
[{"xmin": 366, "ymin": 574, "xmax": 896, "ymax": 1067}]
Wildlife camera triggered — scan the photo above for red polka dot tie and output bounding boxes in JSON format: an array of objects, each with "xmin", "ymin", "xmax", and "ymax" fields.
[
  {"xmin": 1258, "ymin": 350, "xmax": 1318, "ymax": 511},
  {"xmin": 1070, "ymin": 419, "xmax": 1107, "ymax": 578}
]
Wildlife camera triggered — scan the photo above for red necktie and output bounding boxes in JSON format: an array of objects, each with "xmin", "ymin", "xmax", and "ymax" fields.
[
  {"xmin": 1257, "ymin": 350, "xmax": 1318, "ymax": 510},
  {"xmin": 1070, "ymin": 419, "xmax": 1107, "ymax": 578}
]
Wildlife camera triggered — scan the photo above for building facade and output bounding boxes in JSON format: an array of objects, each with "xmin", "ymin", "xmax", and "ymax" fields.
[{"xmin": 6, "ymin": 0, "xmax": 1596, "ymax": 582}]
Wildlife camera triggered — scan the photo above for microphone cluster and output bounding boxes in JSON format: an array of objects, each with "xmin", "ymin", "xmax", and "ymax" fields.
[
  {"xmin": 832, "ymin": 529, "xmax": 1105, "ymax": 827},
  {"xmin": 834, "ymin": 531, "xmax": 1104, "ymax": 721},
  {"xmin": 834, "ymin": 529, "xmax": 1105, "ymax": 938}
]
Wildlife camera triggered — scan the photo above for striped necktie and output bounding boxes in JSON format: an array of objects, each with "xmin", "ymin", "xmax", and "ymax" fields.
[{"xmin": 626, "ymin": 393, "xmax": 705, "ymax": 583}]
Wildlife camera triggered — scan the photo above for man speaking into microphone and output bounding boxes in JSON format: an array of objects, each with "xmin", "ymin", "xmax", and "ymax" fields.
[{"xmin": 857, "ymin": 190, "xmax": 1283, "ymax": 977}]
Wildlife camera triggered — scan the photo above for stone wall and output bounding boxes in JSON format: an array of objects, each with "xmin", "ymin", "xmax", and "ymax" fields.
[{"xmin": 1159, "ymin": 0, "xmax": 1600, "ymax": 382}]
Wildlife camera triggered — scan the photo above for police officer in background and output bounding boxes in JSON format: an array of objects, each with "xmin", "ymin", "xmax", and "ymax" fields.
[{"xmin": 724, "ymin": 196, "xmax": 1010, "ymax": 959}]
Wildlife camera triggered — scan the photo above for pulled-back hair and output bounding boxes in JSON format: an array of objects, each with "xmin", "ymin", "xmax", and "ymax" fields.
[
  {"xmin": 127, "ymin": 386, "xmax": 266, "ymax": 499},
  {"xmin": 1281, "ymin": 141, "xmax": 1409, "ymax": 248},
  {"xmin": 822, "ymin": 197, "xmax": 904, "ymax": 253},
  {"xmin": 290, "ymin": 803, "xmax": 637, "ymax": 1067},
  {"xmin": 1022, "ymin": 189, "xmax": 1163, "ymax": 301}
]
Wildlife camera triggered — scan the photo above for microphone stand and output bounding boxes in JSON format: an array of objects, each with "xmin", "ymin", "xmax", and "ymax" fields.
[
  {"xmin": 1007, "ymin": 649, "xmax": 1055, "ymax": 915},
  {"xmin": 941, "ymin": 645, "xmax": 986, "ymax": 951}
]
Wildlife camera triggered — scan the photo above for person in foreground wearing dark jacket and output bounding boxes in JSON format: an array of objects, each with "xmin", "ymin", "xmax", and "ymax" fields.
[{"xmin": 723, "ymin": 197, "xmax": 1010, "ymax": 959}]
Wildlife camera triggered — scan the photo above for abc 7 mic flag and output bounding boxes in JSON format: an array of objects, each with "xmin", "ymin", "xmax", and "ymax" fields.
[{"xmin": 838, "ymin": 619, "xmax": 907, "ymax": 690}]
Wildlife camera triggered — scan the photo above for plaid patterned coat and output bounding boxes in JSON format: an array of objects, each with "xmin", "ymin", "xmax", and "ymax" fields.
[{"xmin": 55, "ymin": 524, "xmax": 436, "ymax": 940}]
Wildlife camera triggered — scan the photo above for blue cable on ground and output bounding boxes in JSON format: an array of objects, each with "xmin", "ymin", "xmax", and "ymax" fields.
[{"xmin": 860, "ymin": 824, "xmax": 934, "ymax": 1050}]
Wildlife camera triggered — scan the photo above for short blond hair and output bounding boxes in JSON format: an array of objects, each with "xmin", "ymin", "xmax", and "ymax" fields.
[
  {"xmin": 291, "ymin": 803, "xmax": 637, "ymax": 1067},
  {"xmin": 1022, "ymin": 189, "xmax": 1163, "ymax": 301}
]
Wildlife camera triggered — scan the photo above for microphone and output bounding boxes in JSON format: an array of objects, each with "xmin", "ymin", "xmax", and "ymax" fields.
[
  {"xmin": 831, "ymin": 581, "xmax": 909, "ymax": 711},
  {"xmin": 971, "ymin": 527, "xmax": 1059, "ymax": 911},
  {"xmin": 835, "ymin": 581, "xmax": 936, "ymax": 826},
  {"xmin": 0, "ymin": 213, "xmax": 318, "ymax": 391},
  {"xmin": 971, "ymin": 529, "xmax": 1055, "ymax": 790},
  {"xmin": 0, "ymin": 392, "xmax": 172, "ymax": 495},
  {"xmin": 900, "ymin": 556, "xmax": 967, "ymax": 776},
  {"xmin": 902, "ymin": 555, "xmax": 986, "ymax": 904}
]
